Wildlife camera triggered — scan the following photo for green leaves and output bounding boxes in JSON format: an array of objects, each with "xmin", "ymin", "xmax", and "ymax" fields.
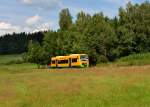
[
  {"xmin": 59, "ymin": 8, "xmax": 73, "ymax": 31},
  {"xmin": 26, "ymin": 2, "xmax": 150, "ymax": 66},
  {"xmin": 116, "ymin": 1, "xmax": 150, "ymax": 56},
  {"xmin": 26, "ymin": 41, "xmax": 49, "ymax": 68}
]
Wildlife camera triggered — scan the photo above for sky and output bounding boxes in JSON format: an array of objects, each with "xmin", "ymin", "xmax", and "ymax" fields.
[{"xmin": 0, "ymin": 0, "xmax": 145, "ymax": 36}]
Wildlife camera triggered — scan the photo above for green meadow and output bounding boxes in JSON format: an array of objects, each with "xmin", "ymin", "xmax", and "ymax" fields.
[
  {"xmin": 0, "ymin": 54, "xmax": 23, "ymax": 65},
  {"xmin": 0, "ymin": 54, "xmax": 150, "ymax": 107},
  {"xmin": 115, "ymin": 53, "xmax": 150, "ymax": 66}
]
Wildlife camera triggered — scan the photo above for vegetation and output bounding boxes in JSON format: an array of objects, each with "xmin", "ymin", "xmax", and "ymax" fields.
[
  {"xmin": 1, "ymin": 1, "xmax": 150, "ymax": 107},
  {"xmin": 0, "ymin": 1, "xmax": 150, "ymax": 66},
  {"xmin": 0, "ymin": 53, "xmax": 150, "ymax": 106},
  {"xmin": 1, "ymin": 60, "xmax": 150, "ymax": 106},
  {"xmin": 26, "ymin": 1, "xmax": 150, "ymax": 66},
  {"xmin": 0, "ymin": 54, "xmax": 36, "ymax": 73},
  {"xmin": 0, "ymin": 54, "xmax": 24, "ymax": 65},
  {"xmin": 0, "ymin": 32, "xmax": 46, "ymax": 54},
  {"xmin": 115, "ymin": 53, "xmax": 150, "ymax": 66},
  {"xmin": 26, "ymin": 41, "xmax": 49, "ymax": 68}
]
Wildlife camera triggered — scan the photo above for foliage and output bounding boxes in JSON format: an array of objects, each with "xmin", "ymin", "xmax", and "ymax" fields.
[
  {"xmin": 115, "ymin": 53, "xmax": 150, "ymax": 66},
  {"xmin": 1, "ymin": 63, "xmax": 150, "ymax": 106},
  {"xmin": 0, "ymin": 54, "xmax": 24, "ymax": 65},
  {"xmin": 28, "ymin": 1, "xmax": 150, "ymax": 66},
  {"xmin": 59, "ymin": 8, "xmax": 73, "ymax": 31},
  {"xmin": 1, "ymin": 2, "xmax": 150, "ymax": 66},
  {"xmin": 26, "ymin": 41, "xmax": 49, "ymax": 68},
  {"xmin": 116, "ymin": 2, "xmax": 150, "ymax": 56},
  {"xmin": 0, "ymin": 31, "xmax": 46, "ymax": 54}
]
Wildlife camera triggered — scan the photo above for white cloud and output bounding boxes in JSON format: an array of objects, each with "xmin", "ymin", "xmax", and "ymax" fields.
[
  {"xmin": 25, "ymin": 15, "xmax": 54, "ymax": 32},
  {"xmin": 20, "ymin": 0, "xmax": 63, "ymax": 10},
  {"xmin": 0, "ymin": 22, "xmax": 21, "ymax": 36},
  {"xmin": 32, "ymin": 22, "xmax": 53, "ymax": 32},
  {"xmin": 0, "ymin": 22, "xmax": 11, "ymax": 30},
  {"xmin": 22, "ymin": 0, "xmax": 32, "ymax": 4},
  {"xmin": 126, "ymin": 0, "xmax": 131, "ymax": 4},
  {"xmin": 0, "ymin": 21, "xmax": 54, "ymax": 36},
  {"xmin": 26, "ymin": 14, "xmax": 41, "ymax": 25}
]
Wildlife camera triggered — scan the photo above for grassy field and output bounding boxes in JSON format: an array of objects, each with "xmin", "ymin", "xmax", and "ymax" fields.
[
  {"xmin": 115, "ymin": 53, "xmax": 150, "ymax": 66},
  {"xmin": 0, "ymin": 54, "xmax": 150, "ymax": 107},
  {"xmin": 0, "ymin": 54, "xmax": 24, "ymax": 65}
]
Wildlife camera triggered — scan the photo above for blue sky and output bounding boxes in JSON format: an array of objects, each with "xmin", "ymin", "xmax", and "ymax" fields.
[{"xmin": 0, "ymin": 0, "xmax": 145, "ymax": 36}]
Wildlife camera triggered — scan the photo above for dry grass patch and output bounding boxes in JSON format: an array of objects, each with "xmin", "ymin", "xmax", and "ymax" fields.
[{"xmin": 0, "ymin": 65, "xmax": 150, "ymax": 107}]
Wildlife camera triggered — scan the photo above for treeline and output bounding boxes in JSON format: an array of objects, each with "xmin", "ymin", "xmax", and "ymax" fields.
[
  {"xmin": 26, "ymin": 1, "xmax": 150, "ymax": 66},
  {"xmin": 0, "ymin": 31, "xmax": 46, "ymax": 54},
  {"xmin": 1, "ymin": 2, "xmax": 150, "ymax": 66}
]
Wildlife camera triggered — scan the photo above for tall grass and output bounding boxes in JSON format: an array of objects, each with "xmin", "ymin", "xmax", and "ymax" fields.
[
  {"xmin": 115, "ymin": 53, "xmax": 150, "ymax": 66},
  {"xmin": 0, "ymin": 66, "xmax": 150, "ymax": 107},
  {"xmin": 0, "ymin": 54, "xmax": 36, "ymax": 74},
  {"xmin": 0, "ymin": 54, "xmax": 150, "ymax": 106},
  {"xmin": 0, "ymin": 54, "xmax": 24, "ymax": 65}
]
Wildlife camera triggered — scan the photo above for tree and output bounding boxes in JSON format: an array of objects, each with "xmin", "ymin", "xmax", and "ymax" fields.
[
  {"xmin": 43, "ymin": 31, "xmax": 60, "ymax": 57},
  {"xmin": 75, "ymin": 11, "xmax": 91, "ymax": 33},
  {"xmin": 59, "ymin": 8, "xmax": 73, "ymax": 31},
  {"xmin": 3, "ymin": 2, "xmax": 150, "ymax": 66},
  {"xmin": 0, "ymin": 31, "xmax": 46, "ymax": 55},
  {"xmin": 27, "ymin": 41, "xmax": 49, "ymax": 68},
  {"xmin": 82, "ymin": 13, "xmax": 116, "ymax": 64},
  {"xmin": 115, "ymin": 1, "xmax": 150, "ymax": 57}
]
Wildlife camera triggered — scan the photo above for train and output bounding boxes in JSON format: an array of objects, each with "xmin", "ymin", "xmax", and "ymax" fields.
[{"xmin": 49, "ymin": 54, "xmax": 89, "ymax": 68}]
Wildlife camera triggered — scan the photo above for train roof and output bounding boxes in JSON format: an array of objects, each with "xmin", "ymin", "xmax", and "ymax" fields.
[{"xmin": 51, "ymin": 54, "xmax": 87, "ymax": 60}]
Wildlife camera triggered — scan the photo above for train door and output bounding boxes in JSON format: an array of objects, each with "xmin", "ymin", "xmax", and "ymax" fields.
[
  {"xmin": 56, "ymin": 60, "xmax": 58, "ymax": 67},
  {"xmin": 69, "ymin": 58, "xmax": 71, "ymax": 67}
]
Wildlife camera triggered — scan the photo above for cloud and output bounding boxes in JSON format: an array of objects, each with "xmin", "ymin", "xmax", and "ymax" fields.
[
  {"xmin": 20, "ymin": 0, "xmax": 63, "ymax": 10},
  {"xmin": 0, "ymin": 22, "xmax": 21, "ymax": 36},
  {"xmin": 125, "ymin": 0, "xmax": 131, "ymax": 4},
  {"xmin": 25, "ymin": 15, "xmax": 54, "ymax": 32},
  {"xmin": 26, "ymin": 14, "xmax": 41, "ymax": 25},
  {"xmin": 22, "ymin": 0, "xmax": 32, "ymax": 4},
  {"xmin": 0, "ymin": 13, "xmax": 55, "ymax": 36},
  {"xmin": 0, "ymin": 21, "xmax": 53, "ymax": 36},
  {"xmin": 32, "ymin": 22, "xmax": 53, "ymax": 32}
]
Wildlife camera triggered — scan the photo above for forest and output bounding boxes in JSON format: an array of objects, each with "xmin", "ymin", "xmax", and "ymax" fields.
[
  {"xmin": 0, "ymin": 1, "xmax": 150, "ymax": 66},
  {"xmin": 0, "ymin": 31, "xmax": 45, "ymax": 54}
]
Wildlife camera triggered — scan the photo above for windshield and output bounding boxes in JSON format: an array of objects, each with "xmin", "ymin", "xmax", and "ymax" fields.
[{"xmin": 80, "ymin": 55, "xmax": 88, "ymax": 61}]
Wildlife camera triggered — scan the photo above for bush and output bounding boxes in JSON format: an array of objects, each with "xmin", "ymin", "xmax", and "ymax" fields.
[
  {"xmin": 115, "ymin": 53, "xmax": 150, "ymax": 66},
  {"xmin": 5, "ymin": 59, "xmax": 25, "ymax": 65},
  {"xmin": 98, "ymin": 55, "xmax": 108, "ymax": 63}
]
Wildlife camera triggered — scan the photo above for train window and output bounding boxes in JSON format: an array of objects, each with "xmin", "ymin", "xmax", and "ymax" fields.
[
  {"xmin": 58, "ymin": 60, "xmax": 68, "ymax": 64},
  {"xmin": 72, "ymin": 58, "xmax": 77, "ymax": 63},
  {"xmin": 52, "ymin": 60, "xmax": 55, "ymax": 64},
  {"xmin": 80, "ymin": 55, "xmax": 88, "ymax": 61}
]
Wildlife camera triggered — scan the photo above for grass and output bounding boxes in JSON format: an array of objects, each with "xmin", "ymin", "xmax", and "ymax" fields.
[
  {"xmin": 0, "ymin": 65, "xmax": 150, "ymax": 107},
  {"xmin": 0, "ymin": 54, "xmax": 24, "ymax": 65},
  {"xmin": 115, "ymin": 53, "xmax": 150, "ymax": 66},
  {"xmin": 0, "ymin": 54, "xmax": 36, "ymax": 74},
  {"xmin": 0, "ymin": 54, "xmax": 150, "ymax": 107}
]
